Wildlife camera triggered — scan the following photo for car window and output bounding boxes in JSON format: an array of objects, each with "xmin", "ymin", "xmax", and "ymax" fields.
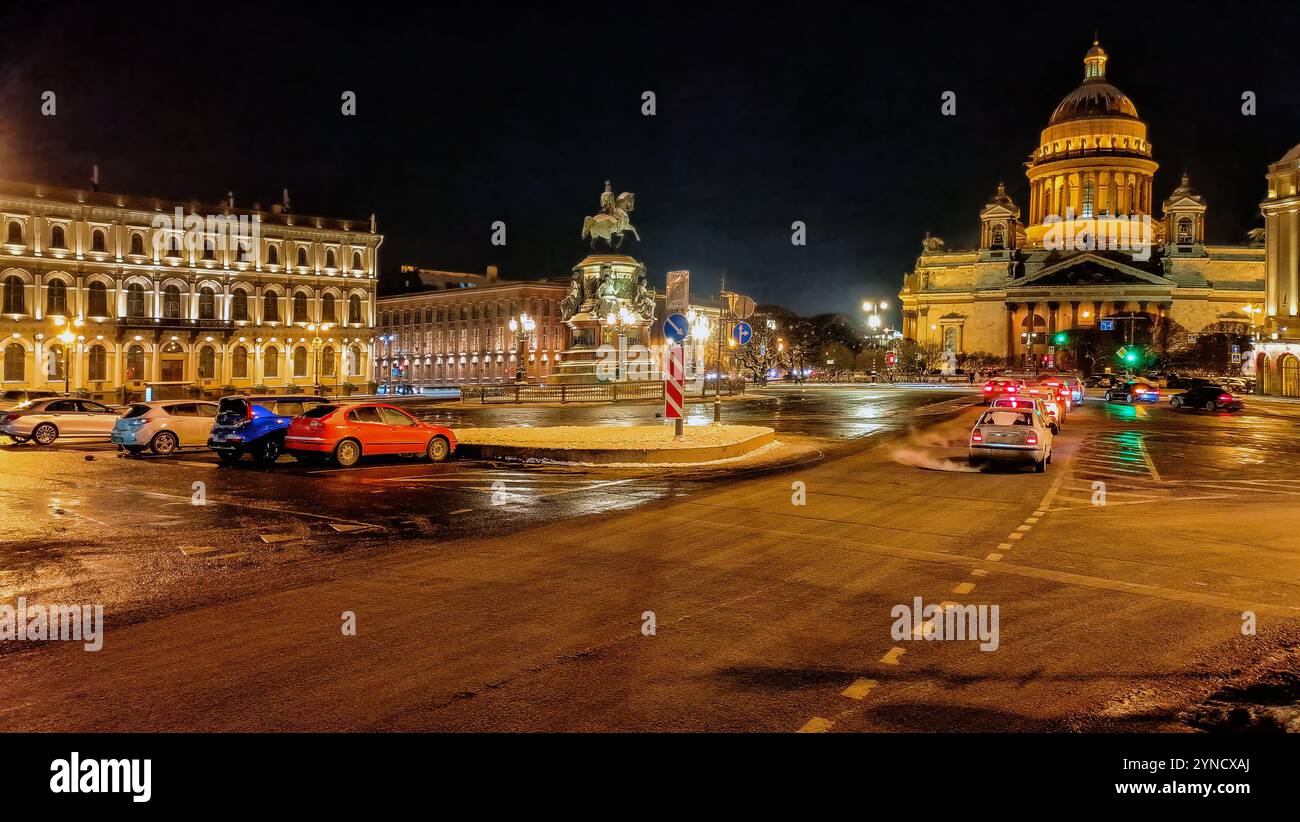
[
  {"xmin": 301, "ymin": 404, "xmax": 339, "ymax": 419},
  {"xmin": 1, "ymin": 390, "xmax": 20, "ymax": 401},
  {"xmin": 196, "ymin": 403, "xmax": 219, "ymax": 417},
  {"xmin": 347, "ymin": 406, "xmax": 384, "ymax": 424},
  {"xmin": 46, "ymin": 400, "xmax": 79, "ymax": 412},
  {"xmin": 380, "ymin": 407, "xmax": 417, "ymax": 426},
  {"xmin": 80, "ymin": 401, "xmax": 112, "ymax": 413},
  {"xmin": 980, "ymin": 410, "xmax": 1030, "ymax": 426},
  {"xmin": 123, "ymin": 404, "xmax": 152, "ymax": 419},
  {"xmin": 163, "ymin": 404, "xmax": 188, "ymax": 416},
  {"xmin": 302, "ymin": 400, "xmax": 327, "ymax": 412},
  {"xmin": 273, "ymin": 401, "xmax": 304, "ymax": 417}
]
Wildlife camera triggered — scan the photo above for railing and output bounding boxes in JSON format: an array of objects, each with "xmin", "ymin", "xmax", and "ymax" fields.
[{"xmin": 461, "ymin": 379, "xmax": 746, "ymax": 404}]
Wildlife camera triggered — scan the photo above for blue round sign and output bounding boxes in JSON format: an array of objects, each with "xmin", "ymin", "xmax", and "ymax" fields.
[
  {"xmin": 663, "ymin": 313, "xmax": 689, "ymax": 343},
  {"xmin": 733, "ymin": 321, "xmax": 753, "ymax": 345}
]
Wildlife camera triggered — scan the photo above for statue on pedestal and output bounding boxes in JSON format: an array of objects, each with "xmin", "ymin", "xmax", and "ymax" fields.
[{"xmin": 581, "ymin": 181, "xmax": 640, "ymax": 250}]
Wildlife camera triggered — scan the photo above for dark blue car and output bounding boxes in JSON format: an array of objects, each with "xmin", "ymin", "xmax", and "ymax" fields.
[{"xmin": 208, "ymin": 395, "xmax": 330, "ymax": 464}]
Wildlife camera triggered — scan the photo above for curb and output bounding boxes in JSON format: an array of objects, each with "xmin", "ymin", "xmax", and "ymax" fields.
[{"xmin": 459, "ymin": 429, "xmax": 776, "ymax": 465}]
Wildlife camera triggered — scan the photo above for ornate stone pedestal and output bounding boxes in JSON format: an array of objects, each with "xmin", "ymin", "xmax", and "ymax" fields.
[{"xmin": 550, "ymin": 253, "xmax": 659, "ymax": 384}]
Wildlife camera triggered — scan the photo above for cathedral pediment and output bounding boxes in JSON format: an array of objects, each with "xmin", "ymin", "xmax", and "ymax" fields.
[{"xmin": 1015, "ymin": 252, "xmax": 1173, "ymax": 288}]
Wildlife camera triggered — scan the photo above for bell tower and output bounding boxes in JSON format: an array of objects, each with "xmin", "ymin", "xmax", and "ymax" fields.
[
  {"xmin": 979, "ymin": 182, "xmax": 1021, "ymax": 261},
  {"xmin": 1162, "ymin": 172, "xmax": 1208, "ymax": 257}
]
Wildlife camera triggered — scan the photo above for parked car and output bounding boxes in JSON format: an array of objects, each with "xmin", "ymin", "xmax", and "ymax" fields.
[
  {"xmin": 208, "ymin": 395, "xmax": 330, "ymax": 464},
  {"xmin": 112, "ymin": 400, "xmax": 220, "ymax": 455},
  {"xmin": 0, "ymin": 397, "xmax": 119, "ymax": 444},
  {"xmin": 284, "ymin": 402, "xmax": 456, "ymax": 467},
  {"xmin": 0, "ymin": 389, "xmax": 60, "ymax": 411},
  {"xmin": 1170, "ymin": 385, "xmax": 1244, "ymax": 412},
  {"xmin": 968, "ymin": 407, "xmax": 1054, "ymax": 472},
  {"xmin": 1105, "ymin": 380, "xmax": 1160, "ymax": 403}
]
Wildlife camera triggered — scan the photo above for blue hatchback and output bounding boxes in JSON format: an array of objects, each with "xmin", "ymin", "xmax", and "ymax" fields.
[{"xmin": 208, "ymin": 395, "xmax": 330, "ymax": 464}]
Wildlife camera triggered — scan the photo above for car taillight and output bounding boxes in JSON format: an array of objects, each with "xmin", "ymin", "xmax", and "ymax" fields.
[
  {"xmin": 1219, "ymin": 394, "xmax": 1233, "ymax": 402},
  {"xmin": 308, "ymin": 419, "xmax": 324, "ymax": 430},
  {"xmin": 983, "ymin": 386, "xmax": 993, "ymax": 392},
  {"xmin": 971, "ymin": 430, "xmax": 983, "ymax": 442},
  {"xmin": 1026, "ymin": 433, "xmax": 1038, "ymax": 445}
]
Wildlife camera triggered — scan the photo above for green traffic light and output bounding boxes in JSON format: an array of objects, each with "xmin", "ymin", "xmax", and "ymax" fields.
[
  {"xmin": 1053, "ymin": 332, "xmax": 1068, "ymax": 345},
  {"xmin": 1124, "ymin": 351, "xmax": 1139, "ymax": 363}
]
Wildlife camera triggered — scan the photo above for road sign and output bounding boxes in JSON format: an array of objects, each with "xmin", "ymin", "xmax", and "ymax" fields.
[
  {"xmin": 730, "ymin": 294, "xmax": 756, "ymax": 320},
  {"xmin": 1116, "ymin": 345, "xmax": 1128, "ymax": 359},
  {"xmin": 1231, "ymin": 353, "xmax": 1242, "ymax": 364},
  {"xmin": 1231, "ymin": 344, "xmax": 1241, "ymax": 354},
  {"xmin": 732, "ymin": 321, "xmax": 753, "ymax": 346},
  {"xmin": 664, "ymin": 345, "xmax": 684, "ymax": 420},
  {"xmin": 666, "ymin": 270, "xmax": 689, "ymax": 311},
  {"xmin": 663, "ymin": 313, "xmax": 689, "ymax": 343},
  {"xmin": 1099, "ymin": 319, "xmax": 1115, "ymax": 331}
]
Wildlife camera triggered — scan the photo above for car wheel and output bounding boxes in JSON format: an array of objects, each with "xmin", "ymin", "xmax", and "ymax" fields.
[
  {"xmin": 333, "ymin": 438, "xmax": 362, "ymax": 468},
  {"xmin": 123, "ymin": 445, "xmax": 146, "ymax": 455},
  {"xmin": 32, "ymin": 423, "xmax": 58, "ymax": 446},
  {"xmin": 1046, "ymin": 448, "xmax": 1053, "ymax": 465},
  {"xmin": 253, "ymin": 437, "xmax": 282, "ymax": 465},
  {"xmin": 1050, "ymin": 423, "xmax": 1059, "ymax": 435},
  {"xmin": 1170, "ymin": 396, "xmax": 1182, "ymax": 408},
  {"xmin": 1034, "ymin": 456, "xmax": 1047, "ymax": 473},
  {"xmin": 426, "ymin": 435, "xmax": 450, "ymax": 463},
  {"xmin": 217, "ymin": 451, "xmax": 242, "ymax": 466},
  {"xmin": 150, "ymin": 430, "xmax": 179, "ymax": 455},
  {"xmin": 1204, "ymin": 400, "xmax": 1217, "ymax": 412}
]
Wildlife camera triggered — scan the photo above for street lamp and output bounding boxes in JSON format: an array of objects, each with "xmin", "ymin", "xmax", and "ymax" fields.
[
  {"xmin": 508, "ymin": 312, "xmax": 535, "ymax": 383},
  {"xmin": 862, "ymin": 300, "xmax": 889, "ymax": 348},
  {"xmin": 602, "ymin": 306, "xmax": 635, "ymax": 381}
]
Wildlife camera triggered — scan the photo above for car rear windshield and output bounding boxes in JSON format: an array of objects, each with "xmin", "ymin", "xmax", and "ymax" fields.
[
  {"xmin": 980, "ymin": 410, "xmax": 1033, "ymax": 426},
  {"xmin": 122, "ymin": 404, "xmax": 152, "ymax": 419},
  {"xmin": 300, "ymin": 405, "xmax": 339, "ymax": 419},
  {"xmin": 216, "ymin": 398, "xmax": 250, "ymax": 423}
]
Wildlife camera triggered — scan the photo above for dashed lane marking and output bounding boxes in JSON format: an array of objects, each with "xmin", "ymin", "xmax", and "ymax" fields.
[
  {"xmin": 448, "ymin": 508, "xmax": 473, "ymax": 515},
  {"xmin": 880, "ymin": 647, "xmax": 906, "ymax": 665},
  {"xmin": 178, "ymin": 545, "xmax": 220, "ymax": 556},
  {"xmin": 797, "ymin": 717, "xmax": 833, "ymax": 733},
  {"xmin": 841, "ymin": 678, "xmax": 879, "ymax": 701},
  {"xmin": 953, "ymin": 582, "xmax": 976, "ymax": 595},
  {"xmin": 970, "ymin": 568, "xmax": 989, "ymax": 577},
  {"xmin": 985, "ymin": 553, "xmax": 1003, "ymax": 562}
]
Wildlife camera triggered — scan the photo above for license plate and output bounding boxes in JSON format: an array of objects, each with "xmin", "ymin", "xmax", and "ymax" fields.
[{"xmin": 212, "ymin": 433, "xmax": 226, "ymax": 442}]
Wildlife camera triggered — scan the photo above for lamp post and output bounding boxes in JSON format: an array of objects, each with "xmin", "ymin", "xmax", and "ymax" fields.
[
  {"xmin": 508, "ymin": 312, "xmax": 535, "ymax": 383},
  {"xmin": 862, "ymin": 300, "xmax": 888, "ymax": 349},
  {"xmin": 602, "ymin": 306, "xmax": 635, "ymax": 381}
]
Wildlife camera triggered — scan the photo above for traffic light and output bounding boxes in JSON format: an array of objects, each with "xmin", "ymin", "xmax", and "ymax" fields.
[
  {"xmin": 1053, "ymin": 331, "xmax": 1068, "ymax": 345},
  {"xmin": 1124, "ymin": 350, "xmax": 1139, "ymax": 364}
]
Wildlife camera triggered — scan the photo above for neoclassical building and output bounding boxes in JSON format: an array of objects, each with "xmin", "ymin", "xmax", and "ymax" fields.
[
  {"xmin": 899, "ymin": 41, "xmax": 1265, "ymax": 367},
  {"xmin": 0, "ymin": 180, "xmax": 381, "ymax": 400},
  {"xmin": 1252, "ymin": 144, "xmax": 1300, "ymax": 395}
]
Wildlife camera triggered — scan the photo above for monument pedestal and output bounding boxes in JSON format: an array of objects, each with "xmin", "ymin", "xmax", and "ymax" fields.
[{"xmin": 550, "ymin": 253, "xmax": 660, "ymax": 385}]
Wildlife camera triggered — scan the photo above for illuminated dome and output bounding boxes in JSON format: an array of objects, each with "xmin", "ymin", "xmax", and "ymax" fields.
[{"xmin": 1049, "ymin": 82, "xmax": 1139, "ymax": 125}]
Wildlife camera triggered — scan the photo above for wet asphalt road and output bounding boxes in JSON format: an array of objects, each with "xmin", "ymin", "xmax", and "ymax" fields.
[{"xmin": 3, "ymin": 386, "xmax": 1299, "ymax": 731}]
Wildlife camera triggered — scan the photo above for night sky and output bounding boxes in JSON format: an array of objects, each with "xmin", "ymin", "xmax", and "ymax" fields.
[{"xmin": 1, "ymin": 1, "xmax": 1297, "ymax": 321}]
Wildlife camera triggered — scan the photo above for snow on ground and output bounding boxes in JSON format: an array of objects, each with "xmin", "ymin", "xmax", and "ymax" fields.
[{"xmin": 453, "ymin": 424, "xmax": 773, "ymax": 450}]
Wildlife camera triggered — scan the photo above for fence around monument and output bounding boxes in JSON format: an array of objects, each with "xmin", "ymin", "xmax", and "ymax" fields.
[{"xmin": 461, "ymin": 379, "xmax": 747, "ymax": 404}]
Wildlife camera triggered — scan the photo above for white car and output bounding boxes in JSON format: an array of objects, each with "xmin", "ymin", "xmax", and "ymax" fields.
[
  {"xmin": 990, "ymin": 396, "xmax": 1059, "ymax": 434},
  {"xmin": 0, "ymin": 397, "xmax": 120, "ymax": 445},
  {"xmin": 112, "ymin": 400, "xmax": 220, "ymax": 455},
  {"xmin": 0, "ymin": 389, "xmax": 61, "ymax": 411},
  {"xmin": 968, "ymin": 407, "xmax": 1054, "ymax": 472}
]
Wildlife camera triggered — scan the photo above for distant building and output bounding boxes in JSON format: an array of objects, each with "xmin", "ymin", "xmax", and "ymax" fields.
[{"xmin": 1251, "ymin": 144, "xmax": 1300, "ymax": 395}]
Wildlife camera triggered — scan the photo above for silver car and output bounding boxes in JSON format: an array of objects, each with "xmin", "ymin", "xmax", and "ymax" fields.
[
  {"xmin": 968, "ymin": 407, "xmax": 1054, "ymax": 472},
  {"xmin": 0, "ymin": 389, "xmax": 60, "ymax": 411},
  {"xmin": 0, "ymin": 398, "xmax": 120, "ymax": 445},
  {"xmin": 112, "ymin": 401, "xmax": 219, "ymax": 455}
]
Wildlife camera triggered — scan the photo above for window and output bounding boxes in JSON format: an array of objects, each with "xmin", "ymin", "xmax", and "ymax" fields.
[
  {"xmin": 325, "ymin": 249, "xmax": 336, "ymax": 269},
  {"xmin": 266, "ymin": 244, "xmax": 279, "ymax": 266},
  {"xmin": 236, "ymin": 242, "xmax": 249, "ymax": 262},
  {"xmin": 125, "ymin": 345, "xmax": 145, "ymax": 381},
  {"xmin": 2, "ymin": 275, "xmax": 25, "ymax": 313},
  {"xmin": 232, "ymin": 345, "xmax": 249, "ymax": 379},
  {"xmin": 321, "ymin": 293, "xmax": 336, "ymax": 323},
  {"xmin": 167, "ymin": 235, "xmax": 181, "ymax": 257},
  {"xmin": 347, "ymin": 406, "xmax": 384, "ymax": 424},
  {"xmin": 91, "ymin": 229, "xmax": 107, "ymax": 252},
  {"xmin": 272, "ymin": 401, "xmax": 304, "ymax": 417},
  {"xmin": 199, "ymin": 287, "xmax": 216, "ymax": 320},
  {"xmin": 293, "ymin": 292, "xmax": 308, "ymax": 323},
  {"xmin": 263, "ymin": 346, "xmax": 279, "ymax": 378},
  {"xmin": 6, "ymin": 221, "xmax": 22, "ymax": 244},
  {"xmin": 232, "ymin": 289, "xmax": 249, "ymax": 321},
  {"xmin": 352, "ymin": 251, "xmax": 363, "ymax": 271},
  {"xmin": 88, "ymin": 345, "xmax": 107, "ymax": 382},
  {"xmin": 296, "ymin": 246, "xmax": 308, "ymax": 267},
  {"xmin": 1177, "ymin": 217, "xmax": 1194, "ymax": 244},
  {"xmin": 46, "ymin": 345, "xmax": 65, "ymax": 379},
  {"xmin": 322, "ymin": 348, "xmax": 336, "ymax": 377},
  {"xmin": 126, "ymin": 283, "xmax": 147, "ymax": 317},
  {"xmin": 292, "ymin": 347, "xmax": 307, "ymax": 377},
  {"xmin": 264, "ymin": 291, "xmax": 280, "ymax": 323},
  {"xmin": 87, "ymin": 281, "xmax": 108, "ymax": 317},
  {"xmin": 1081, "ymin": 180, "xmax": 1095, "ymax": 219},
  {"xmin": 348, "ymin": 294, "xmax": 362, "ymax": 324},
  {"xmin": 202, "ymin": 239, "xmax": 215, "ymax": 260},
  {"xmin": 50, "ymin": 225, "xmax": 67, "ymax": 249},
  {"xmin": 3, "ymin": 343, "xmax": 23, "ymax": 381},
  {"xmin": 130, "ymin": 233, "xmax": 145, "ymax": 255},
  {"xmin": 163, "ymin": 285, "xmax": 183, "ymax": 319},
  {"xmin": 46, "ymin": 280, "xmax": 68, "ymax": 315},
  {"xmin": 380, "ymin": 407, "xmax": 416, "ymax": 427},
  {"xmin": 348, "ymin": 345, "xmax": 362, "ymax": 376},
  {"xmin": 198, "ymin": 346, "xmax": 215, "ymax": 379}
]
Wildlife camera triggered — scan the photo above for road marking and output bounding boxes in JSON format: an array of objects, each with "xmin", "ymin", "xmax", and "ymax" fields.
[
  {"xmin": 841, "ymin": 678, "xmax": 878, "ymax": 700},
  {"xmin": 997, "ymin": 542, "xmax": 1012, "ymax": 550},
  {"xmin": 448, "ymin": 508, "xmax": 473, "ymax": 515},
  {"xmin": 259, "ymin": 533, "xmax": 299, "ymax": 544},
  {"xmin": 329, "ymin": 523, "xmax": 379, "ymax": 533},
  {"xmin": 1016, "ymin": 525, "xmax": 1031, "ymax": 532},
  {"xmin": 1009, "ymin": 532, "xmax": 1023, "ymax": 540},
  {"xmin": 880, "ymin": 647, "xmax": 906, "ymax": 665},
  {"xmin": 953, "ymin": 582, "xmax": 976, "ymax": 594},
  {"xmin": 985, "ymin": 552, "xmax": 1003, "ymax": 562},
  {"xmin": 797, "ymin": 717, "xmax": 833, "ymax": 733},
  {"xmin": 970, "ymin": 568, "xmax": 988, "ymax": 577},
  {"xmin": 1025, "ymin": 517, "xmax": 1039, "ymax": 524},
  {"xmin": 178, "ymin": 545, "xmax": 220, "ymax": 556}
]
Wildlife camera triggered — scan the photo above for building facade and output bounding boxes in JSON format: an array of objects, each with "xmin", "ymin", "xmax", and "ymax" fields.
[
  {"xmin": 898, "ymin": 42, "xmax": 1265, "ymax": 368},
  {"xmin": 0, "ymin": 180, "xmax": 381, "ymax": 400},
  {"xmin": 375, "ymin": 268, "xmax": 570, "ymax": 385},
  {"xmin": 1252, "ymin": 144, "xmax": 1300, "ymax": 396}
]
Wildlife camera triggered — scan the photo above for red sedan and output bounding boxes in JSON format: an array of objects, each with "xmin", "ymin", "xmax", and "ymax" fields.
[{"xmin": 284, "ymin": 402, "xmax": 456, "ymax": 467}]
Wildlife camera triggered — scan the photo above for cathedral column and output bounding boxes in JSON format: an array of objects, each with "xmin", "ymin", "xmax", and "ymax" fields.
[
  {"xmin": 1290, "ymin": 209, "xmax": 1300, "ymax": 316},
  {"xmin": 1005, "ymin": 303, "xmax": 1018, "ymax": 363}
]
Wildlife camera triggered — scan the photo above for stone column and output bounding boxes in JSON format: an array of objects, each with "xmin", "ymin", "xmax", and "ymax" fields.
[{"xmin": 1005, "ymin": 303, "xmax": 1018, "ymax": 362}]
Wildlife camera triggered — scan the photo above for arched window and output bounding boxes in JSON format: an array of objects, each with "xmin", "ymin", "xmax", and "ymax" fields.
[
  {"xmin": 198, "ymin": 286, "xmax": 216, "ymax": 320},
  {"xmin": 293, "ymin": 292, "xmax": 309, "ymax": 323},
  {"xmin": 232, "ymin": 345, "xmax": 249, "ymax": 379},
  {"xmin": 50, "ymin": 225, "xmax": 67, "ymax": 249},
  {"xmin": 348, "ymin": 345, "xmax": 363, "ymax": 376},
  {"xmin": 46, "ymin": 344, "xmax": 65, "ymax": 379},
  {"xmin": 231, "ymin": 289, "xmax": 249, "ymax": 321},
  {"xmin": 236, "ymin": 242, "xmax": 249, "ymax": 263},
  {"xmin": 167, "ymin": 235, "xmax": 182, "ymax": 257},
  {"xmin": 130, "ymin": 232, "xmax": 145, "ymax": 255},
  {"xmin": 1081, "ymin": 180, "xmax": 1095, "ymax": 218},
  {"xmin": 126, "ymin": 283, "xmax": 147, "ymax": 317},
  {"xmin": 292, "ymin": 347, "xmax": 308, "ymax": 378},
  {"xmin": 3, "ymin": 343, "xmax": 24, "ymax": 381},
  {"xmin": 263, "ymin": 346, "xmax": 279, "ymax": 378},
  {"xmin": 991, "ymin": 225, "xmax": 1005, "ymax": 249},
  {"xmin": 266, "ymin": 245, "xmax": 279, "ymax": 266},
  {"xmin": 202, "ymin": 239, "xmax": 215, "ymax": 260},
  {"xmin": 125, "ymin": 345, "xmax": 145, "ymax": 381},
  {"xmin": 6, "ymin": 221, "xmax": 22, "ymax": 244},
  {"xmin": 91, "ymin": 229, "xmax": 107, "ymax": 252},
  {"xmin": 88, "ymin": 344, "xmax": 107, "ymax": 382},
  {"xmin": 352, "ymin": 251, "xmax": 363, "ymax": 271},
  {"xmin": 46, "ymin": 280, "xmax": 68, "ymax": 315},
  {"xmin": 263, "ymin": 291, "xmax": 280, "ymax": 323},
  {"xmin": 162, "ymin": 284, "xmax": 183, "ymax": 319},
  {"xmin": 198, "ymin": 346, "xmax": 216, "ymax": 379},
  {"xmin": 2, "ymin": 275, "xmax": 25, "ymax": 314},
  {"xmin": 296, "ymin": 246, "xmax": 308, "ymax": 267},
  {"xmin": 322, "ymin": 347, "xmax": 336, "ymax": 377},
  {"xmin": 325, "ymin": 249, "xmax": 336, "ymax": 269},
  {"xmin": 1127, "ymin": 182, "xmax": 1136, "ymax": 214},
  {"xmin": 349, "ymin": 294, "xmax": 363, "ymax": 324},
  {"xmin": 87, "ymin": 281, "xmax": 109, "ymax": 317},
  {"xmin": 943, "ymin": 326, "xmax": 959, "ymax": 352},
  {"xmin": 321, "ymin": 293, "xmax": 337, "ymax": 323},
  {"xmin": 1177, "ymin": 217, "xmax": 1193, "ymax": 244}
]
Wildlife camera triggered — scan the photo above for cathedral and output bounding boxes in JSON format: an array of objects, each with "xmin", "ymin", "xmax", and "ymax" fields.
[{"xmin": 898, "ymin": 41, "xmax": 1265, "ymax": 368}]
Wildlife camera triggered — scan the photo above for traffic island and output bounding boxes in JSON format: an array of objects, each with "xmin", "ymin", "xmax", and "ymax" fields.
[{"xmin": 453, "ymin": 424, "xmax": 775, "ymax": 465}]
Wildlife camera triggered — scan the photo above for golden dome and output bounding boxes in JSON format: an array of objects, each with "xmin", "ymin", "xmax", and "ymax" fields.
[{"xmin": 1048, "ymin": 40, "xmax": 1140, "ymax": 125}]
